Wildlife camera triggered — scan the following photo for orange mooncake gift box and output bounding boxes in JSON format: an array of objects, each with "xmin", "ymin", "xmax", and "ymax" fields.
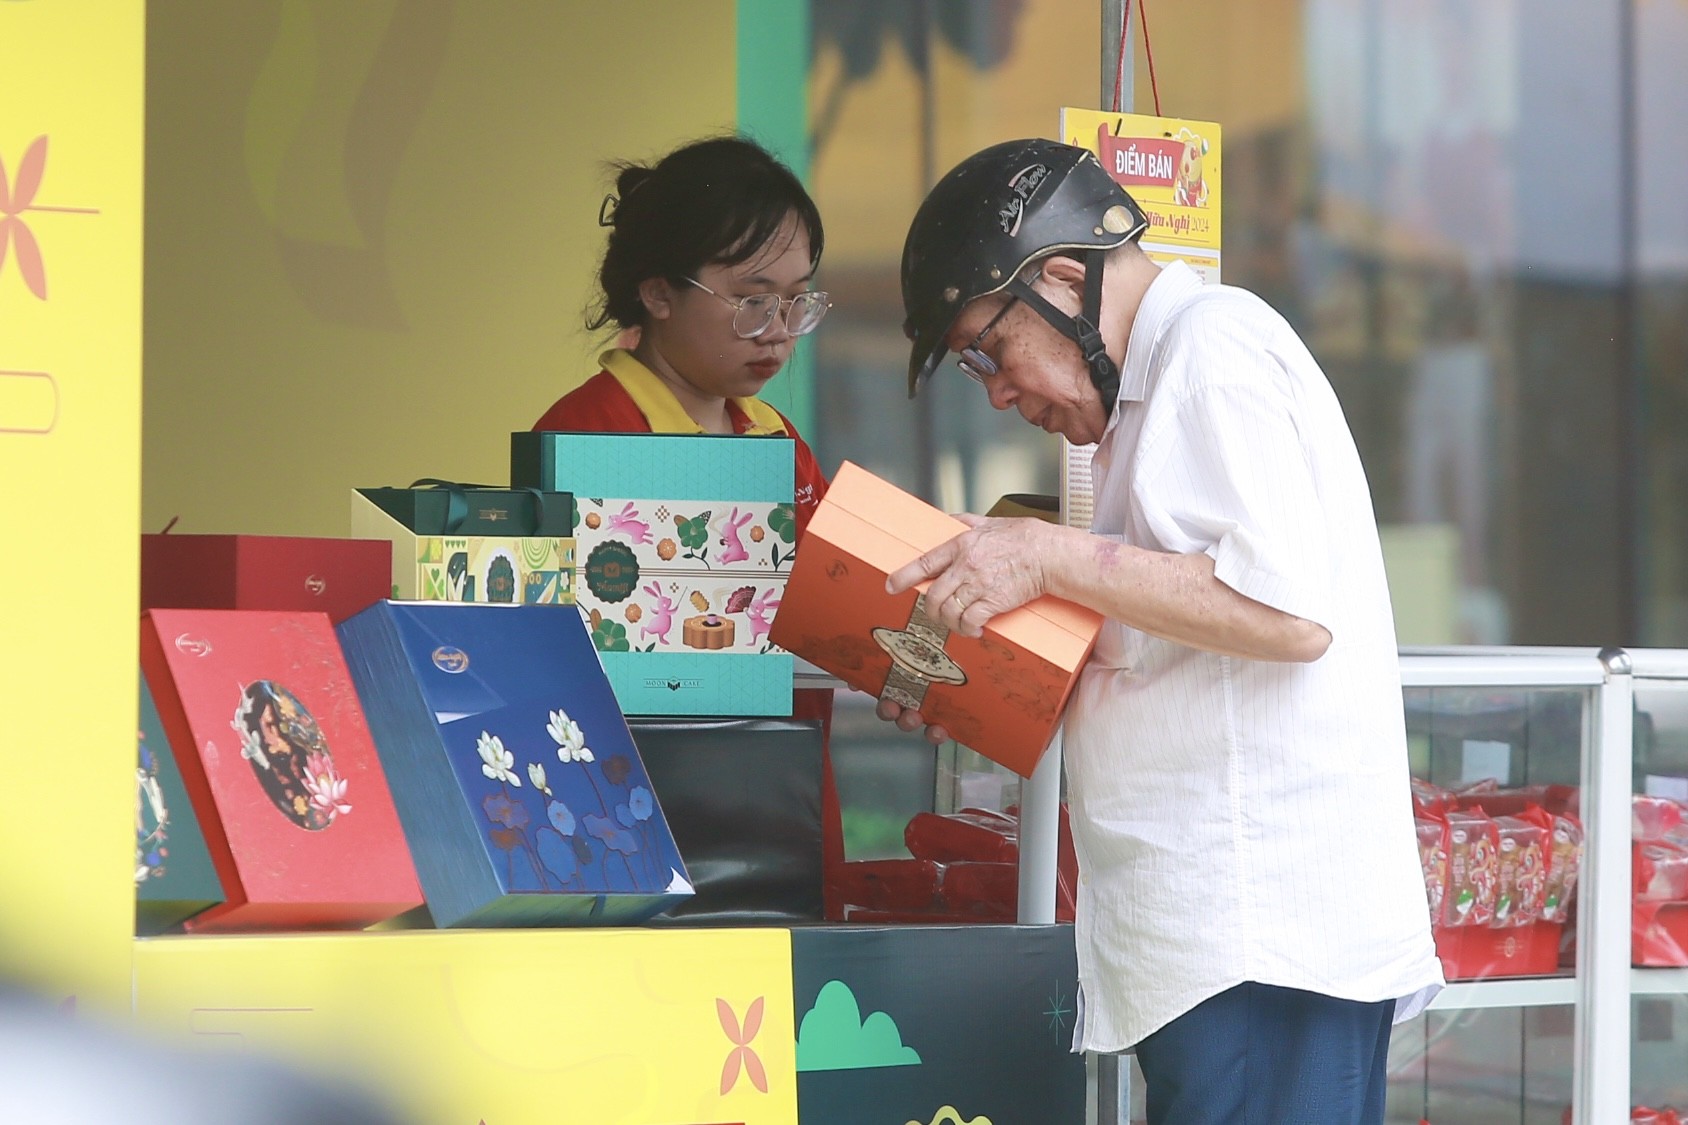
[{"xmin": 771, "ymin": 462, "xmax": 1102, "ymax": 776}]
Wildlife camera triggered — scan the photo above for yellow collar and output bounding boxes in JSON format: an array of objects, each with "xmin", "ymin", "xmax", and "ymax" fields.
[{"xmin": 599, "ymin": 349, "xmax": 790, "ymax": 436}]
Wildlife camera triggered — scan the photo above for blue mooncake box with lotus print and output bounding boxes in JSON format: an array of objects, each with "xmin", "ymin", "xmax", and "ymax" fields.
[{"xmin": 337, "ymin": 600, "xmax": 693, "ymax": 927}]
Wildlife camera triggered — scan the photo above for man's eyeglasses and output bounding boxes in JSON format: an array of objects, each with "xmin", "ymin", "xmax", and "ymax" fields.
[
  {"xmin": 957, "ymin": 298, "xmax": 1017, "ymax": 384},
  {"xmin": 683, "ymin": 277, "xmax": 833, "ymax": 339}
]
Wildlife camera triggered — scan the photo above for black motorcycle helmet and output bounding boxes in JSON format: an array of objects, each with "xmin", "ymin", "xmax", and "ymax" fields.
[{"xmin": 901, "ymin": 138, "xmax": 1148, "ymax": 402}]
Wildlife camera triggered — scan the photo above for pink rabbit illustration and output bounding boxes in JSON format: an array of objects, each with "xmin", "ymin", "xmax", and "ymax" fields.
[
  {"xmin": 607, "ymin": 501, "xmax": 652, "ymax": 545},
  {"xmin": 717, "ymin": 507, "xmax": 753, "ymax": 564},
  {"xmin": 745, "ymin": 588, "xmax": 781, "ymax": 646},
  {"xmin": 641, "ymin": 581, "xmax": 676, "ymax": 645}
]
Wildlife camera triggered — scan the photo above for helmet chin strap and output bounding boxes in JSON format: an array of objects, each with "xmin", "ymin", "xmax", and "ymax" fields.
[{"xmin": 1004, "ymin": 247, "xmax": 1120, "ymax": 419}]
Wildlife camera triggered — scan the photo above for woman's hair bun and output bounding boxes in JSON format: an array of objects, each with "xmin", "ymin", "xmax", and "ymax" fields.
[{"xmin": 614, "ymin": 165, "xmax": 654, "ymax": 200}]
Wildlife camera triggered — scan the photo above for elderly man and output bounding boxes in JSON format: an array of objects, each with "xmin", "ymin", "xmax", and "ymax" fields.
[{"xmin": 883, "ymin": 138, "xmax": 1443, "ymax": 1125}]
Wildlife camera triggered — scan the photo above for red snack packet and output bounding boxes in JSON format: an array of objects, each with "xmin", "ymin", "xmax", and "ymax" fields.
[
  {"xmin": 1458, "ymin": 784, "xmax": 1578, "ymax": 819},
  {"xmin": 1444, "ymin": 811, "xmax": 1499, "ymax": 926},
  {"xmin": 1416, "ymin": 816, "xmax": 1448, "ymax": 923},
  {"xmin": 1634, "ymin": 795, "xmax": 1685, "ymax": 841},
  {"xmin": 828, "ymin": 858, "xmax": 942, "ymax": 913},
  {"xmin": 1457, "ymin": 788, "xmax": 1536, "ymax": 817},
  {"xmin": 904, "ymin": 809, "xmax": 1018, "ymax": 864},
  {"xmin": 1491, "ymin": 814, "xmax": 1547, "ymax": 927},
  {"xmin": 1543, "ymin": 784, "xmax": 1580, "ymax": 818},
  {"xmin": 1635, "ymin": 839, "xmax": 1688, "ymax": 902},
  {"xmin": 1412, "ymin": 778, "xmax": 1455, "ymax": 817},
  {"xmin": 937, "ymin": 861, "xmax": 1018, "ymax": 920},
  {"xmin": 1565, "ymin": 1108, "xmax": 1675, "ymax": 1125},
  {"xmin": 1631, "ymin": 1108, "xmax": 1682, "ymax": 1125},
  {"xmin": 1529, "ymin": 809, "xmax": 1583, "ymax": 924}
]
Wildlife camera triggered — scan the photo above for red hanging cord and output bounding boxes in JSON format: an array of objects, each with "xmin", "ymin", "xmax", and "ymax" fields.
[
  {"xmin": 1138, "ymin": 0, "xmax": 1163, "ymax": 116},
  {"xmin": 1111, "ymin": 0, "xmax": 1133, "ymax": 112}
]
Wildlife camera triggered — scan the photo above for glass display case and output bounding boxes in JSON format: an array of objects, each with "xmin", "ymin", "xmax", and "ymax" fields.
[{"xmin": 1384, "ymin": 649, "xmax": 1613, "ymax": 1125}]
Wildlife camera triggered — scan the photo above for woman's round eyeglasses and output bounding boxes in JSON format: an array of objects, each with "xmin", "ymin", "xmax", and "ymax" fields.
[
  {"xmin": 957, "ymin": 297, "xmax": 1017, "ymax": 384},
  {"xmin": 684, "ymin": 277, "xmax": 832, "ymax": 339}
]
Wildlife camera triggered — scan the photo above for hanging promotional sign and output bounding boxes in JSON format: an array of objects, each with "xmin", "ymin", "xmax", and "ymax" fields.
[{"xmin": 1059, "ymin": 108, "xmax": 1222, "ymax": 282}]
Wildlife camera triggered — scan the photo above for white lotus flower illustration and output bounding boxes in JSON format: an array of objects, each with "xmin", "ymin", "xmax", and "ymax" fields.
[
  {"xmin": 528, "ymin": 761, "xmax": 551, "ymax": 795},
  {"xmin": 548, "ymin": 708, "xmax": 592, "ymax": 763},
  {"xmin": 302, "ymin": 752, "xmax": 353, "ymax": 819},
  {"xmin": 477, "ymin": 731, "xmax": 520, "ymax": 786}
]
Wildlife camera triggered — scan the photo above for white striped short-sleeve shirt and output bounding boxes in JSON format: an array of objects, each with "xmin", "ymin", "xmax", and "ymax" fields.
[{"xmin": 1065, "ymin": 260, "xmax": 1444, "ymax": 1053}]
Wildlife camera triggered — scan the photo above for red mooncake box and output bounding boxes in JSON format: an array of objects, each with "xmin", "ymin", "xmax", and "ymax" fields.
[{"xmin": 139, "ymin": 608, "xmax": 422, "ymax": 931}]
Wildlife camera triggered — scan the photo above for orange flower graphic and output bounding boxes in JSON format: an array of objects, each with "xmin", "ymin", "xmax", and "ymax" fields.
[
  {"xmin": 1, "ymin": 136, "xmax": 99, "ymax": 301},
  {"xmin": 717, "ymin": 995, "xmax": 768, "ymax": 1095}
]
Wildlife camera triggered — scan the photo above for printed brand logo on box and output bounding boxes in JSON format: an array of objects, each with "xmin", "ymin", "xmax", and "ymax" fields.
[
  {"xmin": 431, "ymin": 646, "xmax": 470, "ymax": 673},
  {"xmin": 305, "ymin": 575, "xmax": 326, "ymax": 595},
  {"xmin": 174, "ymin": 634, "xmax": 212, "ymax": 657},
  {"xmin": 643, "ymin": 677, "xmax": 703, "ymax": 692}
]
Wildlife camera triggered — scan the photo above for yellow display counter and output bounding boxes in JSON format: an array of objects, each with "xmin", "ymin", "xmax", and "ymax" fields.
[{"xmin": 134, "ymin": 928, "xmax": 798, "ymax": 1125}]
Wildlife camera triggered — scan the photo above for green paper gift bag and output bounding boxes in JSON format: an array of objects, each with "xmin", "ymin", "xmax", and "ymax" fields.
[
  {"xmin": 356, "ymin": 480, "xmax": 574, "ymax": 538},
  {"xmin": 351, "ymin": 490, "xmax": 576, "ymax": 606}
]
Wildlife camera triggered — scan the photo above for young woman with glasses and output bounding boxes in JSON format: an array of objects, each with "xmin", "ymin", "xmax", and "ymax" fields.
[
  {"xmin": 532, "ymin": 134, "xmax": 832, "ymax": 534},
  {"xmin": 531, "ymin": 135, "xmax": 844, "ymax": 918}
]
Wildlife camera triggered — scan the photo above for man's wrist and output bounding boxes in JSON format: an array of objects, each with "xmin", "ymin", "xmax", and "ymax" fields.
[{"xmin": 1039, "ymin": 525, "xmax": 1106, "ymax": 603}]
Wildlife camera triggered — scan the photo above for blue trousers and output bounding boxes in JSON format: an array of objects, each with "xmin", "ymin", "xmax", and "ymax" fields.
[{"xmin": 1132, "ymin": 981, "xmax": 1395, "ymax": 1125}]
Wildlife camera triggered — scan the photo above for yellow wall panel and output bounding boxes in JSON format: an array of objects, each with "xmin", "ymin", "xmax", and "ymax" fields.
[
  {"xmin": 0, "ymin": 0, "xmax": 144, "ymax": 1010},
  {"xmin": 133, "ymin": 929, "xmax": 798, "ymax": 1125},
  {"xmin": 142, "ymin": 1, "xmax": 736, "ymax": 538}
]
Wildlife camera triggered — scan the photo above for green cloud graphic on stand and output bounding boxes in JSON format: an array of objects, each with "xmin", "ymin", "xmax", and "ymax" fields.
[{"xmin": 797, "ymin": 979, "xmax": 922, "ymax": 1072}]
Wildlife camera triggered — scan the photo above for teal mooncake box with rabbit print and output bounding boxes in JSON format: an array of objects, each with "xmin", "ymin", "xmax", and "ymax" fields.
[{"xmin": 511, "ymin": 432, "xmax": 795, "ymax": 716}]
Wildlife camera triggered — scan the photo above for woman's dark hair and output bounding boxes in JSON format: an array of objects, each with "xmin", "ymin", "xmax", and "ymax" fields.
[{"xmin": 588, "ymin": 135, "xmax": 824, "ymax": 331}]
